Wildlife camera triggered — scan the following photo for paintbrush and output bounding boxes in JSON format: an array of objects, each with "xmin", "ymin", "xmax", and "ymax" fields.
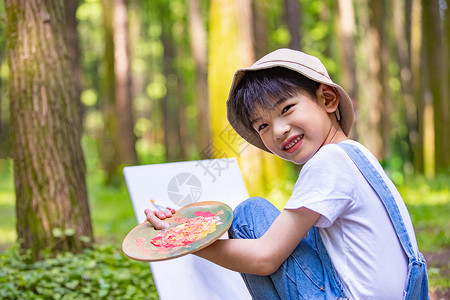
[{"xmin": 150, "ymin": 199, "xmax": 170, "ymax": 211}]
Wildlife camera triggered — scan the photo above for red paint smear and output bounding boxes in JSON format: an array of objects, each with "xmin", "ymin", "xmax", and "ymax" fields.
[
  {"xmin": 150, "ymin": 215, "xmax": 220, "ymax": 249},
  {"xmin": 194, "ymin": 211, "xmax": 215, "ymax": 218},
  {"xmin": 135, "ymin": 238, "xmax": 146, "ymax": 247}
]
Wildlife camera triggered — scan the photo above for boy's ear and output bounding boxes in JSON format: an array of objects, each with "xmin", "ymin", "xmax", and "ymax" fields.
[{"xmin": 317, "ymin": 84, "xmax": 340, "ymax": 113}]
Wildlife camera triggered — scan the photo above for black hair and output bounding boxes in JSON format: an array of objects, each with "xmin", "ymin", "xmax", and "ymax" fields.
[{"xmin": 232, "ymin": 67, "xmax": 321, "ymax": 131}]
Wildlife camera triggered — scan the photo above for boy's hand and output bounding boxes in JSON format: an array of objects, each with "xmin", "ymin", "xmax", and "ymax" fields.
[{"xmin": 144, "ymin": 208, "xmax": 176, "ymax": 230}]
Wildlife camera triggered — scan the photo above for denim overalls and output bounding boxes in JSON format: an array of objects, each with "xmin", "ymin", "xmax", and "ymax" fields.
[{"xmin": 229, "ymin": 143, "xmax": 429, "ymax": 300}]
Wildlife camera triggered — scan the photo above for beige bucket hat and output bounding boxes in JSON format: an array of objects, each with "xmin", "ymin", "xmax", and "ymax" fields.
[{"xmin": 226, "ymin": 48, "xmax": 355, "ymax": 153}]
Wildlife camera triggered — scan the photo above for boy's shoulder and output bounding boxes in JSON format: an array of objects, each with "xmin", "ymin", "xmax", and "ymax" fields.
[
  {"xmin": 313, "ymin": 140, "xmax": 369, "ymax": 160},
  {"xmin": 305, "ymin": 140, "xmax": 381, "ymax": 178},
  {"xmin": 303, "ymin": 140, "xmax": 372, "ymax": 175},
  {"xmin": 308, "ymin": 141, "xmax": 354, "ymax": 163}
]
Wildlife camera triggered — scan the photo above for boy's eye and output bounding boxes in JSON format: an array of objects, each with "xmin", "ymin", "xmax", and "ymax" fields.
[
  {"xmin": 281, "ymin": 104, "xmax": 294, "ymax": 114},
  {"xmin": 257, "ymin": 123, "xmax": 268, "ymax": 131}
]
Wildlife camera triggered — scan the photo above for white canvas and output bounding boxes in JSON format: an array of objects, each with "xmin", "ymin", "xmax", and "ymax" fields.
[{"xmin": 123, "ymin": 158, "xmax": 252, "ymax": 300}]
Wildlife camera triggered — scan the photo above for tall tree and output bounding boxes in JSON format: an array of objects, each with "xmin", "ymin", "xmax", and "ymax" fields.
[
  {"xmin": 208, "ymin": 0, "xmax": 242, "ymax": 164},
  {"xmin": 252, "ymin": 0, "xmax": 270, "ymax": 59},
  {"xmin": 0, "ymin": 2, "xmax": 9, "ymax": 159},
  {"xmin": 410, "ymin": 0, "xmax": 425, "ymax": 173},
  {"xmin": 159, "ymin": 3, "xmax": 183, "ymax": 162},
  {"xmin": 359, "ymin": 0, "xmax": 389, "ymax": 160},
  {"xmin": 422, "ymin": 0, "xmax": 449, "ymax": 173},
  {"xmin": 336, "ymin": 0, "xmax": 358, "ymax": 139},
  {"xmin": 101, "ymin": 0, "xmax": 119, "ymax": 184},
  {"xmin": 209, "ymin": 0, "xmax": 288, "ymax": 206},
  {"xmin": 65, "ymin": 0, "xmax": 82, "ymax": 123},
  {"xmin": 114, "ymin": 0, "xmax": 138, "ymax": 166},
  {"xmin": 374, "ymin": 0, "xmax": 392, "ymax": 160},
  {"xmin": 392, "ymin": 0, "xmax": 417, "ymax": 170},
  {"xmin": 101, "ymin": 0, "xmax": 138, "ymax": 184},
  {"xmin": 5, "ymin": 0, "xmax": 93, "ymax": 260},
  {"xmin": 187, "ymin": 0, "xmax": 211, "ymax": 155},
  {"xmin": 283, "ymin": 0, "xmax": 301, "ymax": 50}
]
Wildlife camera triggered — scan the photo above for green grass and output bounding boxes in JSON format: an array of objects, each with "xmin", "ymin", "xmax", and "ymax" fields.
[{"xmin": 399, "ymin": 175, "xmax": 450, "ymax": 252}]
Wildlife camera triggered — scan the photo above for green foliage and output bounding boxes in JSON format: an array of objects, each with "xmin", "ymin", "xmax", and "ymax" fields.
[
  {"xmin": 0, "ymin": 244, "xmax": 158, "ymax": 299},
  {"xmin": 428, "ymin": 266, "xmax": 450, "ymax": 295},
  {"xmin": 400, "ymin": 175, "xmax": 450, "ymax": 253},
  {"xmin": 0, "ymin": 160, "xmax": 15, "ymax": 247}
]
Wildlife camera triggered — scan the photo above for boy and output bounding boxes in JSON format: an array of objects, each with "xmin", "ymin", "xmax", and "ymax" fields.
[{"xmin": 145, "ymin": 49, "xmax": 429, "ymax": 299}]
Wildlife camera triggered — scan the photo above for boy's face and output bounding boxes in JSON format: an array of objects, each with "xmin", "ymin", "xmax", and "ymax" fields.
[{"xmin": 251, "ymin": 85, "xmax": 345, "ymax": 165}]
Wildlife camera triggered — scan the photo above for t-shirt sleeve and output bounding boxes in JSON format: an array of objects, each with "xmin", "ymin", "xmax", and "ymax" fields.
[{"xmin": 284, "ymin": 144, "xmax": 356, "ymax": 227}]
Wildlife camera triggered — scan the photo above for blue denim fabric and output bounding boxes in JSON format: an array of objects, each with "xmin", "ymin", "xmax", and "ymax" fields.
[
  {"xmin": 337, "ymin": 143, "xmax": 430, "ymax": 300},
  {"xmin": 229, "ymin": 197, "xmax": 348, "ymax": 300}
]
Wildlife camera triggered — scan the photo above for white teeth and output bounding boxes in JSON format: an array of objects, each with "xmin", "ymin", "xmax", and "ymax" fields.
[{"xmin": 284, "ymin": 135, "xmax": 302, "ymax": 150}]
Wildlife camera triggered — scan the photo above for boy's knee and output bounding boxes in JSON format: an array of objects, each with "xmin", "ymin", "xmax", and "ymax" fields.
[
  {"xmin": 234, "ymin": 197, "xmax": 270, "ymax": 216},
  {"xmin": 230, "ymin": 197, "xmax": 279, "ymax": 240}
]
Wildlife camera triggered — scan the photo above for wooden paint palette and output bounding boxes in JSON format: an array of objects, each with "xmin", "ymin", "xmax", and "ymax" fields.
[{"xmin": 122, "ymin": 201, "xmax": 233, "ymax": 262}]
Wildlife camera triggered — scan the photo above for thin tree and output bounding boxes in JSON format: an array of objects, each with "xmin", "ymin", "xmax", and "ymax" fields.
[
  {"xmin": 5, "ymin": 0, "xmax": 93, "ymax": 260},
  {"xmin": 410, "ymin": 0, "xmax": 425, "ymax": 173},
  {"xmin": 159, "ymin": 3, "xmax": 183, "ymax": 162},
  {"xmin": 252, "ymin": 0, "xmax": 270, "ymax": 59},
  {"xmin": 114, "ymin": 0, "xmax": 138, "ymax": 165},
  {"xmin": 187, "ymin": 0, "xmax": 211, "ymax": 155},
  {"xmin": 65, "ymin": 0, "xmax": 82, "ymax": 124},
  {"xmin": 359, "ymin": 0, "xmax": 389, "ymax": 160},
  {"xmin": 209, "ymin": 0, "xmax": 288, "ymax": 204},
  {"xmin": 101, "ymin": 0, "xmax": 138, "ymax": 184},
  {"xmin": 336, "ymin": 0, "xmax": 358, "ymax": 140},
  {"xmin": 392, "ymin": 0, "xmax": 417, "ymax": 171},
  {"xmin": 283, "ymin": 0, "xmax": 301, "ymax": 50},
  {"xmin": 101, "ymin": 0, "xmax": 119, "ymax": 184},
  {"xmin": 0, "ymin": 4, "xmax": 9, "ymax": 159},
  {"xmin": 422, "ymin": 0, "xmax": 449, "ymax": 173}
]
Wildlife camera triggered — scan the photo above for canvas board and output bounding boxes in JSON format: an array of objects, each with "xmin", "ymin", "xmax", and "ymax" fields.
[{"xmin": 123, "ymin": 158, "xmax": 252, "ymax": 300}]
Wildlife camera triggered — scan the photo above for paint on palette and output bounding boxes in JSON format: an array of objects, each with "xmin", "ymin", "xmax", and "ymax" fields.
[{"xmin": 150, "ymin": 210, "xmax": 224, "ymax": 249}]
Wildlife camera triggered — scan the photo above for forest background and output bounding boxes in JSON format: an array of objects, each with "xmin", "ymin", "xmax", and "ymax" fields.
[{"xmin": 0, "ymin": 0, "xmax": 449, "ymax": 299}]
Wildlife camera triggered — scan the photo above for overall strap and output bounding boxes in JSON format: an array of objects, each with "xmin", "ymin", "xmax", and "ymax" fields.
[{"xmin": 337, "ymin": 143, "xmax": 416, "ymax": 260}]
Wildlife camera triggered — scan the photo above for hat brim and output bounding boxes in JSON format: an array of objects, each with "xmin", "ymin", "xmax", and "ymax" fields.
[{"xmin": 226, "ymin": 49, "xmax": 354, "ymax": 153}]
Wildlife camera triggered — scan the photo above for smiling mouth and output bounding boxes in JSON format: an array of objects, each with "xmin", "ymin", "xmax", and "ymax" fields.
[{"xmin": 283, "ymin": 135, "xmax": 304, "ymax": 150}]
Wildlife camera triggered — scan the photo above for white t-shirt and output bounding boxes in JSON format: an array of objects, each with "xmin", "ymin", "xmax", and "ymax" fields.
[{"xmin": 284, "ymin": 140, "xmax": 419, "ymax": 299}]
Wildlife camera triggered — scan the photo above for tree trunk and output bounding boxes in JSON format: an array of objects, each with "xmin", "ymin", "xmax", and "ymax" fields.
[
  {"xmin": 0, "ymin": 48, "xmax": 10, "ymax": 159},
  {"xmin": 392, "ymin": 0, "xmax": 417, "ymax": 172},
  {"xmin": 361, "ymin": 0, "xmax": 387, "ymax": 160},
  {"xmin": 209, "ymin": 0, "xmax": 288, "ymax": 206},
  {"xmin": 336, "ymin": 0, "xmax": 358, "ymax": 140},
  {"xmin": 377, "ymin": 0, "xmax": 391, "ymax": 160},
  {"xmin": 252, "ymin": 0, "xmax": 270, "ymax": 58},
  {"xmin": 410, "ymin": 0, "xmax": 425, "ymax": 173},
  {"xmin": 422, "ymin": 0, "xmax": 448, "ymax": 174},
  {"xmin": 114, "ymin": 0, "xmax": 138, "ymax": 165},
  {"xmin": 283, "ymin": 0, "xmax": 301, "ymax": 50},
  {"xmin": 159, "ymin": 4, "xmax": 182, "ymax": 162},
  {"xmin": 65, "ymin": 0, "xmax": 82, "ymax": 124},
  {"xmin": 101, "ymin": 0, "xmax": 120, "ymax": 184},
  {"xmin": 187, "ymin": 0, "xmax": 211, "ymax": 155},
  {"xmin": 5, "ymin": 0, "xmax": 93, "ymax": 260},
  {"xmin": 208, "ymin": 0, "xmax": 240, "ymax": 162}
]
